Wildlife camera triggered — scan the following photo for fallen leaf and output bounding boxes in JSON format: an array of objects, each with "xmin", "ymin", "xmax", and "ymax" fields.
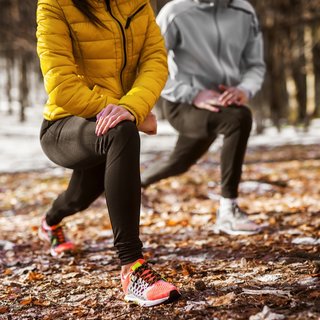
[
  {"xmin": 4, "ymin": 269, "xmax": 12, "ymax": 276},
  {"xmin": 27, "ymin": 271, "xmax": 44, "ymax": 281},
  {"xmin": 0, "ymin": 306, "xmax": 8, "ymax": 314},
  {"xmin": 33, "ymin": 299, "xmax": 51, "ymax": 306},
  {"xmin": 208, "ymin": 292, "xmax": 236, "ymax": 307},
  {"xmin": 20, "ymin": 296, "xmax": 33, "ymax": 306}
]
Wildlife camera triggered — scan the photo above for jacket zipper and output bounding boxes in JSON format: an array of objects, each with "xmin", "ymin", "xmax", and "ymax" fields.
[
  {"xmin": 125, "ymin": 4, "xmax": 146, "ymax": 29},
  {"xmin": 213, "ymin": 5, "xmax": 227, "ymax": 85},
  {"xmin": 105, "ymin": 0, "xmax": 127, "ymax": 91}
]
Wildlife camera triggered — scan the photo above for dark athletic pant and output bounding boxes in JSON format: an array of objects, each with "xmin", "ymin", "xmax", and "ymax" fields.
[
  {"xmin": 40, "ymin": 117, "xmax": 143, "ymax": 265},
  {"xmin": 141, "ymin": 99, "xmax": 252, "ymax": 198}
]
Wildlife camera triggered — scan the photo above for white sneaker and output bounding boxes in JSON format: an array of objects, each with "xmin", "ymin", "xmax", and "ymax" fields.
[{"xmin": 213, "ymin": 204, "xmax": 261, "ymax": 235}]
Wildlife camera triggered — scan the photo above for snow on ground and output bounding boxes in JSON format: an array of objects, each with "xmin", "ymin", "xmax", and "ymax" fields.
[{"xmin": 0, "ymin": 106, "xmax": 319, "ymax": 173}]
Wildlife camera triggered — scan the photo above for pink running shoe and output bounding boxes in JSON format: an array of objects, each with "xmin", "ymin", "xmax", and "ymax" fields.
[
  {"xmin": 121, "ymin": 259, "xmax": 181, "ymax": 307},
  {"xmin": 38, "ymin": 217, "xmax": 75, "ymax": 257}
]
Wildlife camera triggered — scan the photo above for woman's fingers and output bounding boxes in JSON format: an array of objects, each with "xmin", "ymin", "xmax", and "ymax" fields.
[
  {"xmin": 96, "ymin": 104, "xmax": 113, "ymax": 120},
  {"xmin": 95, "ymin": 105, "xmax": 134, "ymax": 136},
  {"xmin": 108, "ymin": 113, "xmax": 128, "ymax": 130},
  {"xmin": 97, "ymin": 112, "xmax": 119, "ymax": 136},
  {"xmin": 100, "ymin": 113, "xmax": 125, "ymax": 135},
  {"xmin": 96, "ymin": 105, "xmax": 117, "ymax": 136}
]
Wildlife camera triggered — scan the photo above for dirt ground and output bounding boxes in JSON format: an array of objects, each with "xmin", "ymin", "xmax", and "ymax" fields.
[{"xmin": 0, "ymin": 144, "xmax": 319, "ymax": 320}]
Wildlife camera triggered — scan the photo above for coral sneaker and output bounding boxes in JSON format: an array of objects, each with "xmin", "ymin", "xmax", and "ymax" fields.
[
  {"xmin": 38, "ymin": 217, "xmax": 75, "ymax": 257},
  {"xmin": 121, "ymin": 259, "xmax": 181, "ymax": 307}
]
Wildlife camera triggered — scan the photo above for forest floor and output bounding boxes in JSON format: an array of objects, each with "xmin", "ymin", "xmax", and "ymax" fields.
[{"xmin": 0, "ymin": 143, "xmax": 320, "ymax": 320}]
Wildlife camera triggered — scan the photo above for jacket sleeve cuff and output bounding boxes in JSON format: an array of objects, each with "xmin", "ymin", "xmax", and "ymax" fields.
[
  {"xmin": 185, "ymin": 87, "xmax": 201, "ymax": 104},
  {"xmin": 237, "ymin": 85, "xmax": 253, "ymax": 100}
]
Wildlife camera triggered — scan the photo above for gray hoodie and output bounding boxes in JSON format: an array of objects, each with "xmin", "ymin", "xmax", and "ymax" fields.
[{"xmin": 156, "ymin": 0, "xmax": 266, "ymax": 104}]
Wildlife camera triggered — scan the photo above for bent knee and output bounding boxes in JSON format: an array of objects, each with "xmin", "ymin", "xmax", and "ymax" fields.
[
  {"xmin": 96, "ymin": 120, "xmax": 139, "ymax": 155},
  {"xmin": 230, "ymin": 106, "xmax": 252, "ymax": 130},
  {"xmin": 113, "ymin": 121, "xmax": 140, "ymax": 147},
  {"xmin": 113, "ymin": 120, "xmax": 138, "ymax": 137}
]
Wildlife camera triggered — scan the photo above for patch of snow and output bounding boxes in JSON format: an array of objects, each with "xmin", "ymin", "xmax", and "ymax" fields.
[
  {"xmin": 1, "ymin": 104, "xmax": 320, "ymax": 173},
  {"xmin": 292, "ymin": 237, "xmax": 320, "ymax": 245},
  {"xmin": 297, "ymin": 277, "xmax": 318, "ymax": 286},
  {"xmin": 240, "ymin": 181, "xmax": 274, "ymax": 194},
  {"xmin": 278, "ymin": 229, "xmax": 303, "ymax": 235},
  {"xmin": 0, "ymin": 240, "xmax": 15, "ymax": 251},
  {"xmin": 255, "ymin": 274, "xmax": 282, "ymax": 283},
  {"xmin": 249, "ymin": 306, "xmax": 285, "ymax": 320},
  {"xmin": 184, "ymin": 301, "xmax": 207, "ymax": 312},
  {"xmin": 242, "ymin": 288, "xmax": 291, "ymax": 298}
]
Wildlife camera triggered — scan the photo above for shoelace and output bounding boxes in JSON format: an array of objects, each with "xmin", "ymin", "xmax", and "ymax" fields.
[
  {"xmin": 51, "ymin": 226, "xmax": 66, "ymax": 245},
  {"xmin": 232, "ymin": 205, "xmax": 247, "ymax": 219},
  {"xmin": 133, "ymin": 263, "xmax": 162, "ymax": 285}
]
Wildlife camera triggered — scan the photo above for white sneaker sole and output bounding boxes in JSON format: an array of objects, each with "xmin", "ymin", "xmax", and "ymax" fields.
[
  {"xmin": 213, "ymin": 225, "xmax": 261, "ymax": 236},
  {"xmin": 124, "ymin": 290, "xmax": 181, "ymax": 307}
]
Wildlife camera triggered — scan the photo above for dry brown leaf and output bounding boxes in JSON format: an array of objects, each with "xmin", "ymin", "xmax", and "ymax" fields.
[
  {"xmin": 166, "ymin": 219, "xmax": 188, "ymax": 227},
  {"xmin": 1, "ymin": 145, "xmax": 320, "ymax": 319},
  {"xmin": 4, "ymin": 269, "xmax": 12, "ymax": 276},
  {"xmin": 181, "ymin": 263, "xmax": 195, "ymax": 276},
  {"xmin": 20, "ymin": 296, "xmax": 33, "ymax": 305},
  {"xmin": 0, "ymin": 306, "xmax": 8, "ymax": 314},
  {"xmin": 62, "ymin": 272, "xmax": 80, "ymax": 279},
  {"xmin": 31, "ymin": 225, "xmax": 38, "ymax": 232},
  {"xmin": 208, "ymin": 292, "xmax": 236, "ymax": 307},
  {"xmin": 27, "ymin": 271, "xmax": 44, "ymax": 281},
  {"xmin": 33, "ymin": 299, "xmax": 51, "ymax": 306}
]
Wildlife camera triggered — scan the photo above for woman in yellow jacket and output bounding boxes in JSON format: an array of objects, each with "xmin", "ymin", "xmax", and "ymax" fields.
[{"xmin": 36, "ymin": 0, "xmax": 180, "ymax": 307}]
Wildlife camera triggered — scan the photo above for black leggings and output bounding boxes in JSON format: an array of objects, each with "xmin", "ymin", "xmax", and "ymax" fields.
[
  {"xmin": 40, "ymin": 117, "xmax": 143, "ymax": 265},
  {"xmin": 141, "ymin": 100, "xmax": 252, "ymax": 198}
]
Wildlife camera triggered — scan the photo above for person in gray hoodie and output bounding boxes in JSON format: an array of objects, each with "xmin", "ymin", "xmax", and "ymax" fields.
[{"xmin": 141, "ymin": 0, "xmax": 266, "ymax": 235}]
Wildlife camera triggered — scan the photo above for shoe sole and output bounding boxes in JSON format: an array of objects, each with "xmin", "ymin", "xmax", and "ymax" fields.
[
  {"xmin": 213, "ymin": 225, "xmax": 261, "ymax": 236},
  {"xmin": 125, "ymin": 290, "xmax": 181, "ymax": 307}
]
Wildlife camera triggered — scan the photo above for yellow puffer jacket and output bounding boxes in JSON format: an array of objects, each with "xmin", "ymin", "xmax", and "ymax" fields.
[{"xmin": 36, "ymin": 0, "xmax": 168, "ymax": 125}]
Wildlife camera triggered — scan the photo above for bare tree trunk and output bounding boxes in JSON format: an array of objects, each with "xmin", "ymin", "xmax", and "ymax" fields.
[
  {"xmin": 19, "ymin": 55, "xmax": 28, "ymax": 122},
  {"xmin": 312, "ymin": 21, "xmax": 320, "ymax": 117},
  {"xmin": 290, "ymin": 26, "xmax": 308, "ymax": 125},
  {"xmin": 266, "ymin": 29, "xmax": 289, "ymax": 130},
  {"xmin": 150, "ymin": 0, "xmax": 157, "ymax": 13},
  {"xmin": 251, "ymin": 83, "xmax": 270, "ymax": 134},
  {"xmin": 5, "ymin": 54, "xmax": 14, "ymax": 115},
  {"xmin": 156, "ymin": 0, "xmax": 171, "ymax": 13}
]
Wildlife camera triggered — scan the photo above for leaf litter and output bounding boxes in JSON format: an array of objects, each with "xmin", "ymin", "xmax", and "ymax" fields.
[{"xmin": 0, "ymin": 144, "xmax": 319, "ymax": 319}]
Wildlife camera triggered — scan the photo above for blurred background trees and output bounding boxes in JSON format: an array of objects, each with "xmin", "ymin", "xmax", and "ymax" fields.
[
  {"xmin": 0, "ymin": 0, "xmax": 38, "ymax": 122},
  {"xmin": 250, "ymin": 0, "xmax": 320, "ymax": 131},
  {"xmin": 0, "ymin": 0, "xmax": 319, "ymax": 132}
]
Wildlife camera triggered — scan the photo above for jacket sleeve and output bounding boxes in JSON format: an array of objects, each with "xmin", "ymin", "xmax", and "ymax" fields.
[
  {"xmin": 118, "ymin": 4, "xmax": 168, "ymax": 126},
  {"xmin": 36, "ymin": 0, "xmax": 118, "ymax": 118},
  {"xmin": 156, "ymin": 6, "xmax": 200, "ymax": 104},
  {"xmin": 237, "ymin": 12, "xmax": 266, "ymax": 98}
]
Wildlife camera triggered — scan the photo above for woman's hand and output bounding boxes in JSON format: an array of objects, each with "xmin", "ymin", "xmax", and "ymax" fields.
[
  {"xmin": 138, "ymin": 112, "xmax": 157, "ymax": 135},
  {"xmin": 192, "ymin": 89, "xmax": 222, "ymax": 112},
  {"xmin": 95, "ymin": 104, "xmax": 135, "ymax": 136}
]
